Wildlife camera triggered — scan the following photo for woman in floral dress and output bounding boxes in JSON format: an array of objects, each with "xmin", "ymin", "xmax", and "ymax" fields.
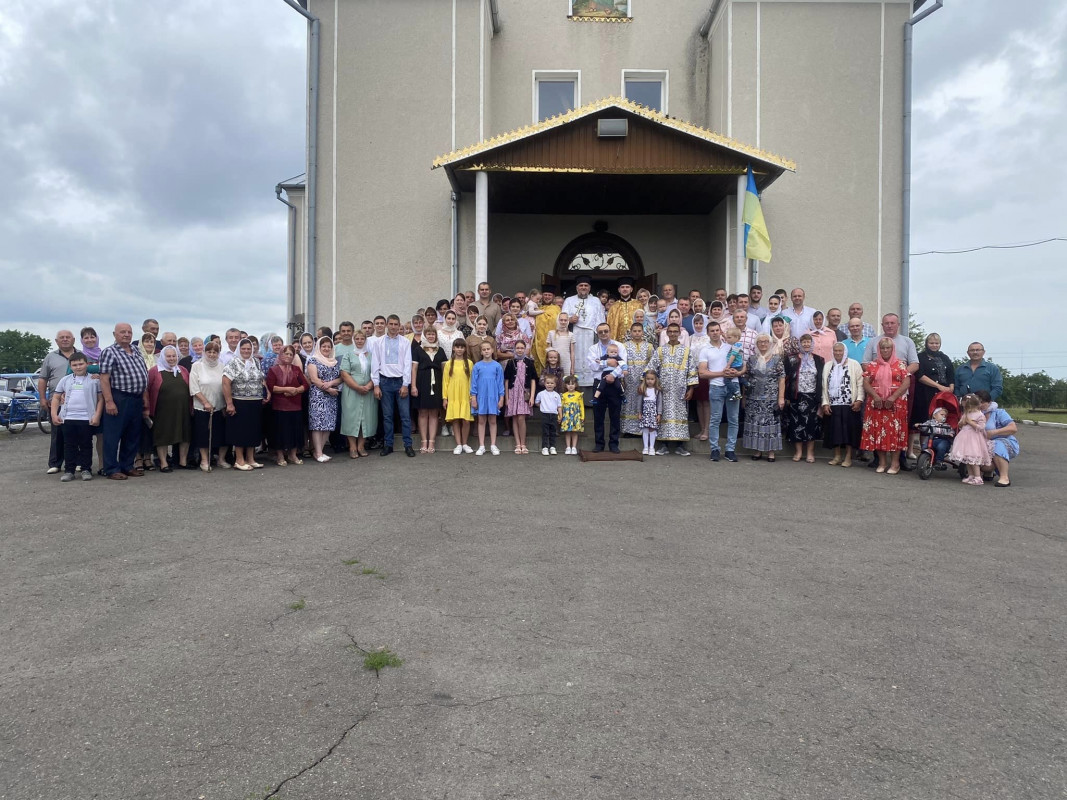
[{"xmin": 861, "ymin": 337, "xmax": 911, "ymax": 474}]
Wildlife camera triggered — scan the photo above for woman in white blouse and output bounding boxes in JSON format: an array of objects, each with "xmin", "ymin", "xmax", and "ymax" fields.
[{"xmin": 188, "ymin": 339, "xmax": 229, "ymax": 471}]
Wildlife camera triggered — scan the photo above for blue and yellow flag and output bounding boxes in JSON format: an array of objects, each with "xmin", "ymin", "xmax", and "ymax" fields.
[{"xmin": 743, "ymin": 165, "xmax": 772, "ymax": 262}]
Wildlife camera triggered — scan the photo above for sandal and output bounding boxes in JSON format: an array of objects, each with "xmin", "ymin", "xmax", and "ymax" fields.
[
  {"xmin": 276, "ymin": 459, "xmax": 288, "ymax": 467},
  {"xmin": 514, "ymin": 446, "xmax": 522, "ymax": 454},
  {"xmin": 792, "ymin": 455, "xmax": 802, "ymax": 462},
  {"xmin": 428, "ymin": 445, "xmax": 435, "ymax": 453},
  {"xmin": 828, "ymin": 456, "xmax": 841, "ymax": 466},
  {"xmin": 766, "ymin": 455, "xmax": 776, "ymax": 463},
  {"xmin": 750, "ymin": 453, "xmax": 762, "ymax": 461},
  {"xmin": 806, "ymin": 456, "xmax": 815, "ymax": 464},
  {"xmin": 420, "ymin": 441, "xmax": 429, "ymax": 453}
]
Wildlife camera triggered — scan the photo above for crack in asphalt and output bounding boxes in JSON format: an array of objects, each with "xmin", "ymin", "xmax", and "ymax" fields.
[{"xmin": 260, "ymin": 631, "xmax": 381, "ymax": 799}]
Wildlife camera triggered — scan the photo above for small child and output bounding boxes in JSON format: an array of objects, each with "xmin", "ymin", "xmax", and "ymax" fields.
[
  {"xmin": 948, "ymin": 393, "xmax": 991, "ymax": 485},
  {"xmin": 919, "ymin": 406, "xmax": 955, "ymax": 465},
  {"xmin": 535, "ymin": 374, "xmax": 562, "ymax": 455},
  {"xmin": 470, "ymin": 340, "xmax": 505, "ymax": 455},
  {"xmin": 655, "ymin": 298, "xmax": 669, "ymax": 329},
  {"xmin": 50, "ymin": 352, "xmax": 102, "ymax": 482},
  {"xmin": 525, "ymin": 289, "xmax": 544, "ymax": 319},
  {"xmin": 591, "ymin": 342, "xmax": 625, "ymax": 404},
  {"xmin": 639, "ymin": 370, "xmax": 663, "ymax": 456},
  {"xmin": 723, "ymin": 328, "xmax": 745, "ymax": 400},
  {"xmin": 558, "ymin": 374, "xmax": 585, "ymax": 455}
]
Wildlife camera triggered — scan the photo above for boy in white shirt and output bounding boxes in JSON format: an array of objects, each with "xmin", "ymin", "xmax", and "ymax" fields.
[
  {"xmin": 535, "ymin": 374, "xmax": 562, "ymax": 455},
  {"xmin": 50, "ymin": 352, "xmax": 103, "ymax": 481}
]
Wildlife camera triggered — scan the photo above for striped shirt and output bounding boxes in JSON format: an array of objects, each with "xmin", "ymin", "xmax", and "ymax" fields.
[{"xmin": 99, "ymin": 343, "xmax": 149, "ymax": 394}]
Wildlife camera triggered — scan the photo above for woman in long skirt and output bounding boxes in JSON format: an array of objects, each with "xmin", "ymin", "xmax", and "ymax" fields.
[
  {"xmin": 783, "ymin": 334, "xmax": 825, "ymax": 463},
  {"xmin": 741, "ymin": 335, "xmax": 785, "ymax": 461}
]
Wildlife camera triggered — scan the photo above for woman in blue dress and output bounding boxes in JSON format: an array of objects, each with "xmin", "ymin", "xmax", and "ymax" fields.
[{"xmin": 307, "ymin": 337, "xmax": 341, "ymax": 462}]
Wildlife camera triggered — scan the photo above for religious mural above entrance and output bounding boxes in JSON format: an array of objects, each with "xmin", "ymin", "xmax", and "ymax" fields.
[
  {"xmin": 569, "ymin": 1, "xmax": 631, "ymax": 21},
  {"xmin": 567, "ymin": 253, "xmax": 630, "ymax": 272}
]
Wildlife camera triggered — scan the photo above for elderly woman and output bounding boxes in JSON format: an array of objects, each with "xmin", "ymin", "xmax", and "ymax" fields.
[
  {"xmin": 146, "ymin": 345, "xmax": 191, "ymax": 471},
  {"xmin": 909, "ymin": 332, "xmax": 955, "ymax": 457},
  {"xmin": 974, "ymin": 390, "xmax": 1018, "ymax": 487},
  {"xmin": 411, "ymin": 327, "xmax": 447, "ymax": 452},
  {"xmin": 742, "ymin": 334, "xmax": 785, "ymax": 461},
  {"xmin": 190, "ymin": 339, "xmax": 228, "ymax": 471},
  {"xmin": 861, "ymin": 337, "xmax": 911, "ymax": 474},
  {"xmin": 820, "ymin": 341, "xmax": 865, "ymax": 467},
  {"xmin": 266, "ymin": 345, "xmax": 309, "ymax": 465},
  {"xmin": 306, "ymin": 336, "xmax": 341, "ymax": 462},
  {"xmin": 689, "ymin": 314, "xmax": 712, "ymax": 440},
  {"xmin": 339, "ymin": 330, "xmax": 377, "ymax": 458},
  {"xmin": 222, "ymin": 338, "xmax": 267, "ymax": 470},
  {"xmin": 632, "ymin": 308, "xmax": 657, "ymax": 346},
  {"xmin": 622, "ymin": 322, "xmax": 655, "ymax": 436},
  {"xmin": 768, "ymin": 316, "xmax": 800, "ymax": 359},
  {"xmin": 783, "ymin": 333, "xmax": 825, "ymax": 463}
]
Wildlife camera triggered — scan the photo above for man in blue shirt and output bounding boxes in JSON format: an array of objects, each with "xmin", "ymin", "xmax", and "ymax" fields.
[{"xmin": 954, "ymin": 342, "xmax": 1003, "ymax": 402}]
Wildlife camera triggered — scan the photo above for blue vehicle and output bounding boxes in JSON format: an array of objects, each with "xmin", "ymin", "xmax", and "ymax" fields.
[{"xmin": 0, "ymin": 373, "xmax": 49, "ymax": 434}]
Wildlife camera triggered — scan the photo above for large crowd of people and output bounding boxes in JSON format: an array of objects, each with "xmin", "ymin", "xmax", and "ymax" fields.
[{"xmin": 36, "ymin": 278, "xmax": 1019, "ymax": 487}]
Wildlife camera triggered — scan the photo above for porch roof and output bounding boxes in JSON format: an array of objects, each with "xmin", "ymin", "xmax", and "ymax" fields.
[{"xmin": 432, "ymin": 97, "xmax": 795, "ymax": 214}]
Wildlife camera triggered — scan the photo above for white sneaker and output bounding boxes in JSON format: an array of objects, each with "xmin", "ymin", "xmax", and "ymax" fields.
[
  {"xmin": 475, "ymin": 446, "xmax": 486, "ymax": 456},
  {"xmin": 541, "ymin": 447, "xmax": 549, "ymax": 456},
  {"xmin": 46, "ymin": 467, "xmax": 59, "ymax": 475},
  {"xmin": 316, "ymin": 454, "xmax": 331, "ymax": 463},
  {"xmin": 453, "ymin": 445, "xmax": 463, "ymax": 455},
  {"xmin": 641, "ymin": 448, "xmax": 648, "ymax": 455},
  {"xmin": 462, "ymin": 444, "xmax": 474, "ymax": 454},
  {"xmin": 549, "ymin": 447, "xmax": 557, "ymax": 455},
  {"xmin": 490, "ymin": 445, "xmax": 501, "ymax": 456}
]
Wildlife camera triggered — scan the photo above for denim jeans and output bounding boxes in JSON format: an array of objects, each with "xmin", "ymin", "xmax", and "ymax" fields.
[
  {"xmin": 930, "ymin": 437, "xmax": 950, "ymax": 463},
  {"xmin": 708, "ymin": 384, "xmax": 739, "ymax": 453},
  {"xmin": 103, "ymin": 390, "xmax": 143, "ymax": 475},
  {"xmin": 379, "ymin": 376, "xmax": 412, "ymax": 448}
]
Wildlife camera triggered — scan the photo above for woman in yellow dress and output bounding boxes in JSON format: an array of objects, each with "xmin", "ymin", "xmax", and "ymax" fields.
[{"xmin": 441, "ymin": 338, "xmax": 475, "ymax": 454}]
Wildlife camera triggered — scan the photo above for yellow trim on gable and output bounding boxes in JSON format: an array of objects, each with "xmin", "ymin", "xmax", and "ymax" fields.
[{"xmin": 431, "ymin": 96, "xmax": 796, "ymax": 172}]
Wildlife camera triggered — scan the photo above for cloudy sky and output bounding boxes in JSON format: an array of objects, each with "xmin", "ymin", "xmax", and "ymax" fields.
[{"xmin": 2, "ymin": 0, "xmax": 1065, "ymax": 376}]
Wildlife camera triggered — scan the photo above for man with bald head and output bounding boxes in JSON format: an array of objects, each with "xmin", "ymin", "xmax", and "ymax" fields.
[
  {"xmin": 98, "ymin": 322, "xmax": 150, "ymax": 480},
  {"xmin": 38, "ymin": 329, "xmax": 78, "ymax": 474}
]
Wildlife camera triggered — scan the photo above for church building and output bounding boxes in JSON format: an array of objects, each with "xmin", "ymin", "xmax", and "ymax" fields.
[{"xmin": 278, "ymin": 0, "xmax": 914, "ymax": 332}]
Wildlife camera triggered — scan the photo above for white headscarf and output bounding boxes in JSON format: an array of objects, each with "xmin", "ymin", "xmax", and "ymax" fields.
[
  {"xmin": 828, "ymin": 344, "xmax": 849, "ymax": 397},
  {"xmin": 311, "ymin": 336, "xmax": 337, "ymax": 368},
  {"xmin": 235, "ymin": 338, "xmax": 258, "ymax": 371},
  {"xmin": 158, "ymin": 345, "xmax": 181, "ymax": 376}
]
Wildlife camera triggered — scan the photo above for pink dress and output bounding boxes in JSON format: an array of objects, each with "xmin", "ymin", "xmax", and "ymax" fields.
[{"xmin": 948, "ymin": 410, "xmax": 991, "ymax": 465}]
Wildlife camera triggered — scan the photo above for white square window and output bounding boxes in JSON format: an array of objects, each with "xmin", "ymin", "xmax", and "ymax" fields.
[
  {"xmin": 533, "ymin": 71, "xmax": 580, "ymax": 123},
  {"xmin": 622, "ymin": 70, "xmax": 668, "ymax": 114}
]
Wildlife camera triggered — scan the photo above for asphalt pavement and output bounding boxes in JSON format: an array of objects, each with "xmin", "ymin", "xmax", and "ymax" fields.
[{"xmin": 0, "ymin": 426, "xmax": 1064, "ymax": 800}]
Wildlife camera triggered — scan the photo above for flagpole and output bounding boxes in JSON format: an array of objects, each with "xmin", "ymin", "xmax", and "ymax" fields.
[{"xmin": 735, "ymin": 174, "xmax": 747, "ymax": 294}]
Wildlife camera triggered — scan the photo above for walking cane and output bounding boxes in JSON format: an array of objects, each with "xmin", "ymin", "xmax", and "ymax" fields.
[{"xmin": 206, "ymin": 409, "xmax": 214, "ymax": 472}]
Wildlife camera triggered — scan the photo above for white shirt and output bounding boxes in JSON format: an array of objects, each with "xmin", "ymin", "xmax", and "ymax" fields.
[
  {"xmin": 561, "ymin": 293, "xmax": 606, "ymax": 331},
  {"xmin": 586, "ymin": 339, "xmax": 628, "ymax": 379},
  {"xmin": 698, "ymin": 341, "xmax": 731, "ymax": 387},
  {"xmin": 219, "ymin": 346, "xmax": 239, "ymax": 365},
  {"xmin": 189, "ymin": 359, "xmax": 225, "ymax": 411},
  {"xmin": 535, "ymin": 389, "xmax": 561, "ymax": 415},
  {"xmin": 787, "ymin": 305, "xmax": 817, "ymax": 338},
  {"xmin": 748, "ymin": 304, "xmax": 769, "ymax": 321},
  {"xmin": 370, "ymin": 333, "xmax": 413, "ymax": 386}
]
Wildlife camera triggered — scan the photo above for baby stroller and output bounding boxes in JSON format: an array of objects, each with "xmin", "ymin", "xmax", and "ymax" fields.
[{"xmin": 915, "ymin": 391, "xmax": 965, "ymax": 480}]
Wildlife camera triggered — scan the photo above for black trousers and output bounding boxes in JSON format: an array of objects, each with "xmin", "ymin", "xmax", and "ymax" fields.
[
  {"xmin": 593, "ymin": 383, "xmax": 623, "ymax": 450},
  {"xmin": 48, "ymin": 417, "xmax": 66, "ymax": 469},
  {"xmin": 541, "ymin": 418, "xmax": 558, "ymax": 449},
  {"xmin": 61, "ymin": 420, "xmax": 93, "ymax": 472}
]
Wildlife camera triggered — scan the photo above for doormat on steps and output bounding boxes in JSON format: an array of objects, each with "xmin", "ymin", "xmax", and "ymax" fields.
[{"xmin": 577, "ymin": 449, "xmax": 644, "ymax": 463}]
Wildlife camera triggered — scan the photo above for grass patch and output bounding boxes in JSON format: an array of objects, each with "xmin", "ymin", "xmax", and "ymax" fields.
[
  {"xmin": 363, "ymin": 648, "xmax": 403, "ymax": 672},
  {"xmin": 288, "ymin": 597, "xmax": 306, "ymax": 611},
  {"xmin": 1006, "ymin": 408, "xmax": 1067, "ymax": 425},
  {"xmin": 361, "ymin": 566, "xmax": 382, "ymax": 576},
  {"xmin": 341, "ymin": 557, "xmax": 361, "ymax": 566}
]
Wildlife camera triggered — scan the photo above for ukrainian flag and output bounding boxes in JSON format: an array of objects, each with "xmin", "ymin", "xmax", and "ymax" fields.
[{"xmin": 743, "ymin": 165, "xmax": 772, "ymax": 262}]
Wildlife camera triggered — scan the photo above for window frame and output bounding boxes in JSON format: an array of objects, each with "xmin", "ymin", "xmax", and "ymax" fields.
[
  {"xmin": 568, "ymin": 0, "xmax": 632, "ymax": 19},
  {"xmin": 532, "ymin": 70, "xmax": 582, "ymax": 124},
  {"xmin": 621, "ymin": 69, "xmax": 669, "ymax": 114}
]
